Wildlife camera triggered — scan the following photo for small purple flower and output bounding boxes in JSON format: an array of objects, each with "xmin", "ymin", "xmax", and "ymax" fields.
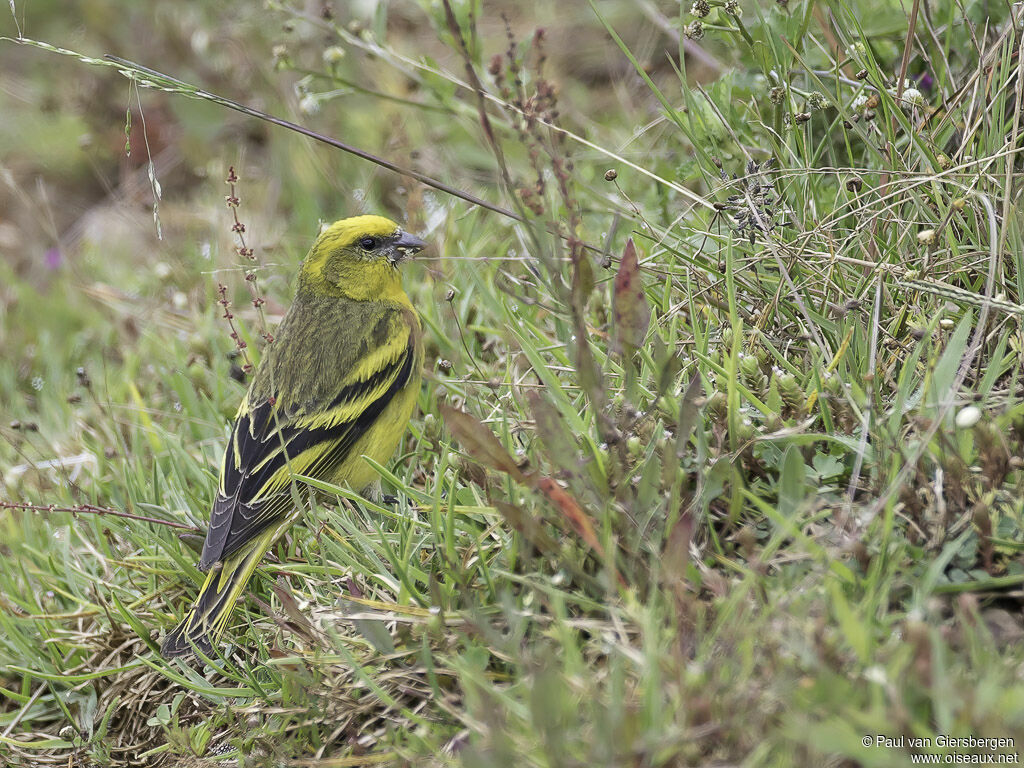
[
  {"xmin": 917, "ymin": 72, "xmax": 934, "ymax": 94},
  {"xmin": 44, "ymin": 248, "xmax": 62, "ymax": 270}
]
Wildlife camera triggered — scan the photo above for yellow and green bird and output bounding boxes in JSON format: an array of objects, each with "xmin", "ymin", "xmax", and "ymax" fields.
[{"xmin": 161, "ymin": 214, "xmax": 426, "ymax": 658}]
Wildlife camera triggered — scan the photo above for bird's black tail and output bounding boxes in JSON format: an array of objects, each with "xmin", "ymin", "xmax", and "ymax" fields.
[{"xmin": 161, "ymin": 536, "xmax": 268, "ymax": 658}]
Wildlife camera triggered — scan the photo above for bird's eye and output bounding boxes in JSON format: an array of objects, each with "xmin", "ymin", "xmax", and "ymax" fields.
[{"xmin": 359, "ymin": 236, "xmax": 379, "ymax": 250}]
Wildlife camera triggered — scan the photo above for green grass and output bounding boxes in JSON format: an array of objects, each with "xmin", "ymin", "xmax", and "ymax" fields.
[{"xmin": 3, "ymin": 0, "xmax": 1024, "ymax": 765}]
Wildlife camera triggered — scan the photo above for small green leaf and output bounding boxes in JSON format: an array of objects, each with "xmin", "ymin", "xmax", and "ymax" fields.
[
  {"xmin": 778, "ymin": 444, "xmax": 807, "ymax": 517},
  {"xmin": 812, "ymin": 453, "xmax": 844, "ymax": 481},
  {"xmin": 339, "ymin": 599, "xmax": 397, "ymax": 655},
  {"xmin": 828, "ymin": 580, "xmax": 870, "ymax": 664}
]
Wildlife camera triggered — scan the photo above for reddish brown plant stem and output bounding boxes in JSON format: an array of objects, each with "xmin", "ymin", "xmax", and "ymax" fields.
[{"xmin": 0, "ymin": 501, "xmax": 199, "ymax": 531}]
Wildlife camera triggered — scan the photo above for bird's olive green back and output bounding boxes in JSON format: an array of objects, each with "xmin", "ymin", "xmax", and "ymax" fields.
[{"xmin": 248, "ymin": 291, "xmax": 414, "ymax": 417}]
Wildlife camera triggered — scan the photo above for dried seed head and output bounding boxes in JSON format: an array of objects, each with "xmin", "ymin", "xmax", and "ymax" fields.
[
  {"xmin": 683, "ymin": 20, "xmax": 704, "ymax": 40},
  {"xmin": 604, "ymin": 168, "xmax": 618, "ymax": 181}
]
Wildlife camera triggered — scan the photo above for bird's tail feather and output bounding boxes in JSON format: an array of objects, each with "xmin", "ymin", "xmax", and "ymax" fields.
[{"xmin": 160, "ymin": 528, "xmax": 276, "ymax": 659}]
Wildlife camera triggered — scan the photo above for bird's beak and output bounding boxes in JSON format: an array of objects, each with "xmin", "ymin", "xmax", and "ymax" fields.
[{"xmin": 394, "ymin": 230, "xmax": 427, "ymax": 256}]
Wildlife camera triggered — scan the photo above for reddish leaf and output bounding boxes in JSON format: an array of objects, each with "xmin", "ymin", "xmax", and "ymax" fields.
[
  {"xmin": 270, "ymin": 579, "xmax": 317, "ymax": 636},
  {"xmin": 535, "ymin": 476, "xmax": 605, "ymax": 559},
  {"xmin": 612, "ymin": 238, "xmax": 650, "ymax": 356},
  {"xmin": 662, "ymin": 512, "xmax": 694, "ymax": 590},
  {"xmin": 442, "ymin": 405, "xmax": 615, "ymax": 573},
  {"xmin": 440, "ymin": 403, "xmax": 527, "ymax": 483}
]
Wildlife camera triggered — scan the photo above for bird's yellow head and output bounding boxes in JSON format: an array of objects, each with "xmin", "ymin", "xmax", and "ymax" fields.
[{"xmin": 299, "ymin": 214, "xmax": 426, "ymax": 302}]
